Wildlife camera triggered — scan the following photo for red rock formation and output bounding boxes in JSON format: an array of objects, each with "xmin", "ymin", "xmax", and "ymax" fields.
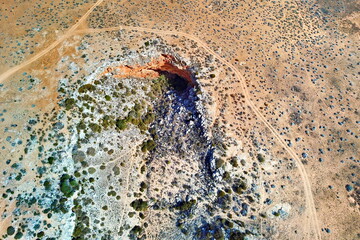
[{"xmin": 102, "ymin": 54, "xmax": 194, "ymax": 86}]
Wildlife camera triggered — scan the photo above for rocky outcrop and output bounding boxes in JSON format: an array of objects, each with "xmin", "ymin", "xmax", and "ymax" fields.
[{"xmin": 102, "ymin": 54, "xmax": 195, "ymax": 86}]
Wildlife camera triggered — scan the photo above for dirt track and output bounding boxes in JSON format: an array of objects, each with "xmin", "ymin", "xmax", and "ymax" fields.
[
  {"xmin": 75, "ymin": 25, "xmax": 322, "ymax": 240},
  {"xmin": 0, "ymin": 0, "xmax": 104, "ymax": 83},
  {"xmin": 0, "ymin": 2, "xmax": 321, "ymax": 238}
]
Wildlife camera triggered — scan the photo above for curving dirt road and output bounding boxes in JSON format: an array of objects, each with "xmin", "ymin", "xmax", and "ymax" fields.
[
  {"xmin": 73, "ymin": 25, "xmax": 322, "ymax": 240},
  {"xmin": 0, "ymin": 0, "xmax": 104, "ymax": 83},
  {"xmin": 0, "ymin": 10, "xmax": 321, "ymax": 238}
]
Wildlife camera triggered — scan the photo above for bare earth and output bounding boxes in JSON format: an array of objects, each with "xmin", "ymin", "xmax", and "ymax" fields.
[{"xmin": 0, "ymin": 0, "xmax": 359, "ymax": 239}]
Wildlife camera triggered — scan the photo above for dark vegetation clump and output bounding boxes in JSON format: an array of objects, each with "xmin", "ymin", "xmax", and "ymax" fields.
[
  {"xmin": 88, "ymin": 123, "xmax": 102, "ymax": 133},
  {"xmin": 215, "ymin": 158, "xmax": 225, "ymax": 169},
  {"xmin": 229, "ymin": 157, "xmax": 238, "ymax": 167},
  {"xmin": 131, "ymin": 226, "xmax": 143, "ymax": 235},
  {"xmin": 101, "ymin": 115, "xmax": 115, "ymax": 129},
  {"xmin": 7, "ymin": 226, "xmax": 15, "ymax": 235},
  {"xmin": 174, "ymin": 199, "xmax": 196, "ymax": 211},
  {"xmin": 115, "ymin": 118, "xmax": 127, "ymax": 130},
  {"xmin": 72, "ymin": 199, "xmax": 90, "ymax": 240},
  {"xmin": 59, "ymin": 174, "xmax": 79, "ymax": 197},
  {"xmin": 14, "ymin": 232, "xmax": 23, "ymax": 239},
  {"xmin": 229, "ymin": 230, "xmax": 247, "ymax": 240},
  {"xmin": 141, "ymin": 139, "xmax": 156, "ymax": 152},
  {"xmin": 64, "ymin": 98, "xmax": 76, "ymax": 110},
  {"xmin": 257, "ymin": 154, "xmax": 265, "ymax": 163},
  {"xmin": 195, "ymin": 223, "xmax": 224, "ymax": 240},
  {"xmin": 130, "ymin": 199, "xmax": 148, "ymax": 211},
  {"xmin": 232, "ymin": 181, "xmax": 247, "ymax": 195},
  {"xmin": 78, "ymin": 84, "xmax": 96, "ymax": 93}
]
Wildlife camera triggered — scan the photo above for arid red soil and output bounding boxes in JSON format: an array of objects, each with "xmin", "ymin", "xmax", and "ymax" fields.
[{"xmin": 102, "ymin": 54, "xmax": 194, "ymax": 85}]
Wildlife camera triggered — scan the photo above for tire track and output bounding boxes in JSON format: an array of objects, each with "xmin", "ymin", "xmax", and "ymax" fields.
[
  {"xmin": 0, "ymin": 19, "xmax": 321, "ymax": 238},
  {"xmin": 0, "ymin": 0, "xmax": 104, "ymax": 83},
  {"xmin": 75, "ymin": 25, "xmax": 321, "ymax": 239}
]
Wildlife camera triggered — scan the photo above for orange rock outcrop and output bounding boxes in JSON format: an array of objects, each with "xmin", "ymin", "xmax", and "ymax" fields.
[{"xmin": 102, "ymin": 54, "xmax": 194, "ymax": 86}]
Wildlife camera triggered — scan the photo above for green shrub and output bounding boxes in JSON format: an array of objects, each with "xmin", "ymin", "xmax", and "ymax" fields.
[
  {"xmin": 44, "ymin": 180, "xmax": 52, "ymax": 190},
  {"xmin": 14, "ymin": 232, "xmax": 23, "ymax": 239},
  {"xmin": 101, "ymin": 115, "xmax": 115, "ymax": 129},
  {"xmin": 140, "ymin": 182, "xmax": 148, "ymax": 192},
  {"xmin": 229, "ymin": 230, "xmax": 246, "ymax": 240},
  {"xmin": 112, "ymin": 166, "xmax": 120, "ymax": 175},
  {"xmin": 214, "ymin": 227, "xmax": 224, "ymax": 240},
  {"xmin": 77, "ymin": 121, "xmax": 86, "ymax": 130},
  {"xmin": 257, "ymin": 154, "xmax": 265, "ymax": 163},
  {"xmin": 89, "ymin": 123, "xmax": 102, "ymax": 133},
  {"xmin": 7, "ymin": 226, "xmax": 15, "ymax": 235},
  {"xmin": 88, "ymin": 167, "xmax": 96, "ymax": 174},
  {"xmin": 60, "ymin": 174, "xmax": 78, "ymax": 197},
  {"xmin": 223, "ymin": 171, "xmax": 231, "ymax": 181},
  {"xmin": 130, "ymin": 225, "xmax": 143, "ymax": 236},
  {"xmin": 64, "ymin": 98, "xmax": 76, "ymax": 110},
  {"xmin": 217, "ymin": 190, "xmax": 226, "ymax": 198},
  {"xmin": 260, "ymin": 213, "xmax": 267, "ymax": 218},
  {"xmin": 141, "ymin": 140, "xmax": 155, "ymax": 152},
  {"xmin": 232, "ymin": 181, "xmax": 247, "ymax": 195},
  {"xmin": 142, "ymin": 111, "xmax": 155, "ymax": 125},
  {"xmin": 273, "ymin": 211, "xmax": 280, "ymax": 217},
  {"xmin": 116, "ymin": 118, "xmax": 127, "ymax": 130},
  {"xmin": 151, "ymin": 75, "xmax": 169, "ymax": 95},
  {"xmin": 174, "ymin": 199, "xmax": 196, "ymax": 211},
  {"xmin": 78, "ymin": 84, "xmax": 96, "ymax": 93},
  {"xmin": 136, "ymin": 120, "xmax": 148, "ymax": 132},
  {"xmin": 229, "ymin": 157, "xmax": 238, "ymax": 167},
  {"xmin": 82, "ymin": 94, "xmax": 95, "ymax": 103},
  {"xmin": 130, "ymin": 199, "xmax": 148, "ymax": 211},
  {"xmin": 86, "ymin": 147, "xmax": 96, "ymax": 156},
  {"xmin": 215, "ymin": 158, "xmax": 224, "ymax": 169}
]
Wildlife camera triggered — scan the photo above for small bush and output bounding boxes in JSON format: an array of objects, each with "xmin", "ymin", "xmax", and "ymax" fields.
[
  {"xmin": 64, "ymin": 98, "xmax": 76, "ymax": 110},
  {"xmin": 113, "ymin": 166, "xmax": 120, "ymax": 175},
  {"xmin": 140, "ymin": 182, "xmax": 148, "ymax": 192},
  {"xmin": 77, "ymin": 121, "xmax": 86, "ymax": 130},
  {"xmin": 229, "ymin": 230, "xmax": 246, "ymax": 240},
  {"xmin": 89, "ymin": 123, "xmax": 102, "ymax": 133},
  {"xmin": 217, "ymin": 190, "xmax": 226, "ymax": 198},
  {"xmin": 232, "ymin": 181, "xmax": 247, "ymax": 195},
  {"xmin": 130, "ymin": 199, "xmax": 148, "ymax": 211},
  {"xmin": 88, "ymin": 167, "xmax": 96, "ymax": 174},
  {"xmin": 174, "ymin": 199, "xmax": 196, "ymax": 211},
  {"xmin": 7, "ymin": 226, "xmax": 15, "ymax": 235},
  {"xmin": 229, "ymin": 157, "xmax": 238, "ymax": 167},
  {"xmin": 60, "ymin": 174, "xmax": 78, "ymax": 197},
  {"xmin": 257, "ymin": 154, "xmax": 265, "ymax": 163},
  {"xmin": 215, "ymin": 158, "xmax": 224, "ymax": 169},
  {"xmin": 86, "ymin": 147, "xmax": 96, "ymax": 156},
  {"xmin": 130, "ymin": 225, "xmax": 143, "ymax": 236},
  {"xmin": 101, "ymin": 115, "xmax": 115, "ymax": 129},
  {"xmin": 141, "ymin": 139, "xmax": 156, "ymax": 152},
  {"xmin": 14, "ymin": 232, "xmax": 23, "ymax": 239},
  {"xmin": 116, "ymin": 118, "xmax": 127, "ymax": 131},
  {"xmin": 48, "ymin": 156, "xmax": 55, "ymax": 164},
  {"xmin": 142, "ymin": 111, "xmax": 155, "ymax": 125},
  {"xmin": 78, "ymin": 84, "xmax": 96, "ymax": 93},
  {"xmin": 44, "ymin": 180, "xmax": 52, "ymax": 190}
]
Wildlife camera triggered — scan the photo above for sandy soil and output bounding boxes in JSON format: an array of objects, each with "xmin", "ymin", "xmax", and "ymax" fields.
[{"xmin": 0, "ymin": 0, "xmax": 359, "ymax": 239}]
